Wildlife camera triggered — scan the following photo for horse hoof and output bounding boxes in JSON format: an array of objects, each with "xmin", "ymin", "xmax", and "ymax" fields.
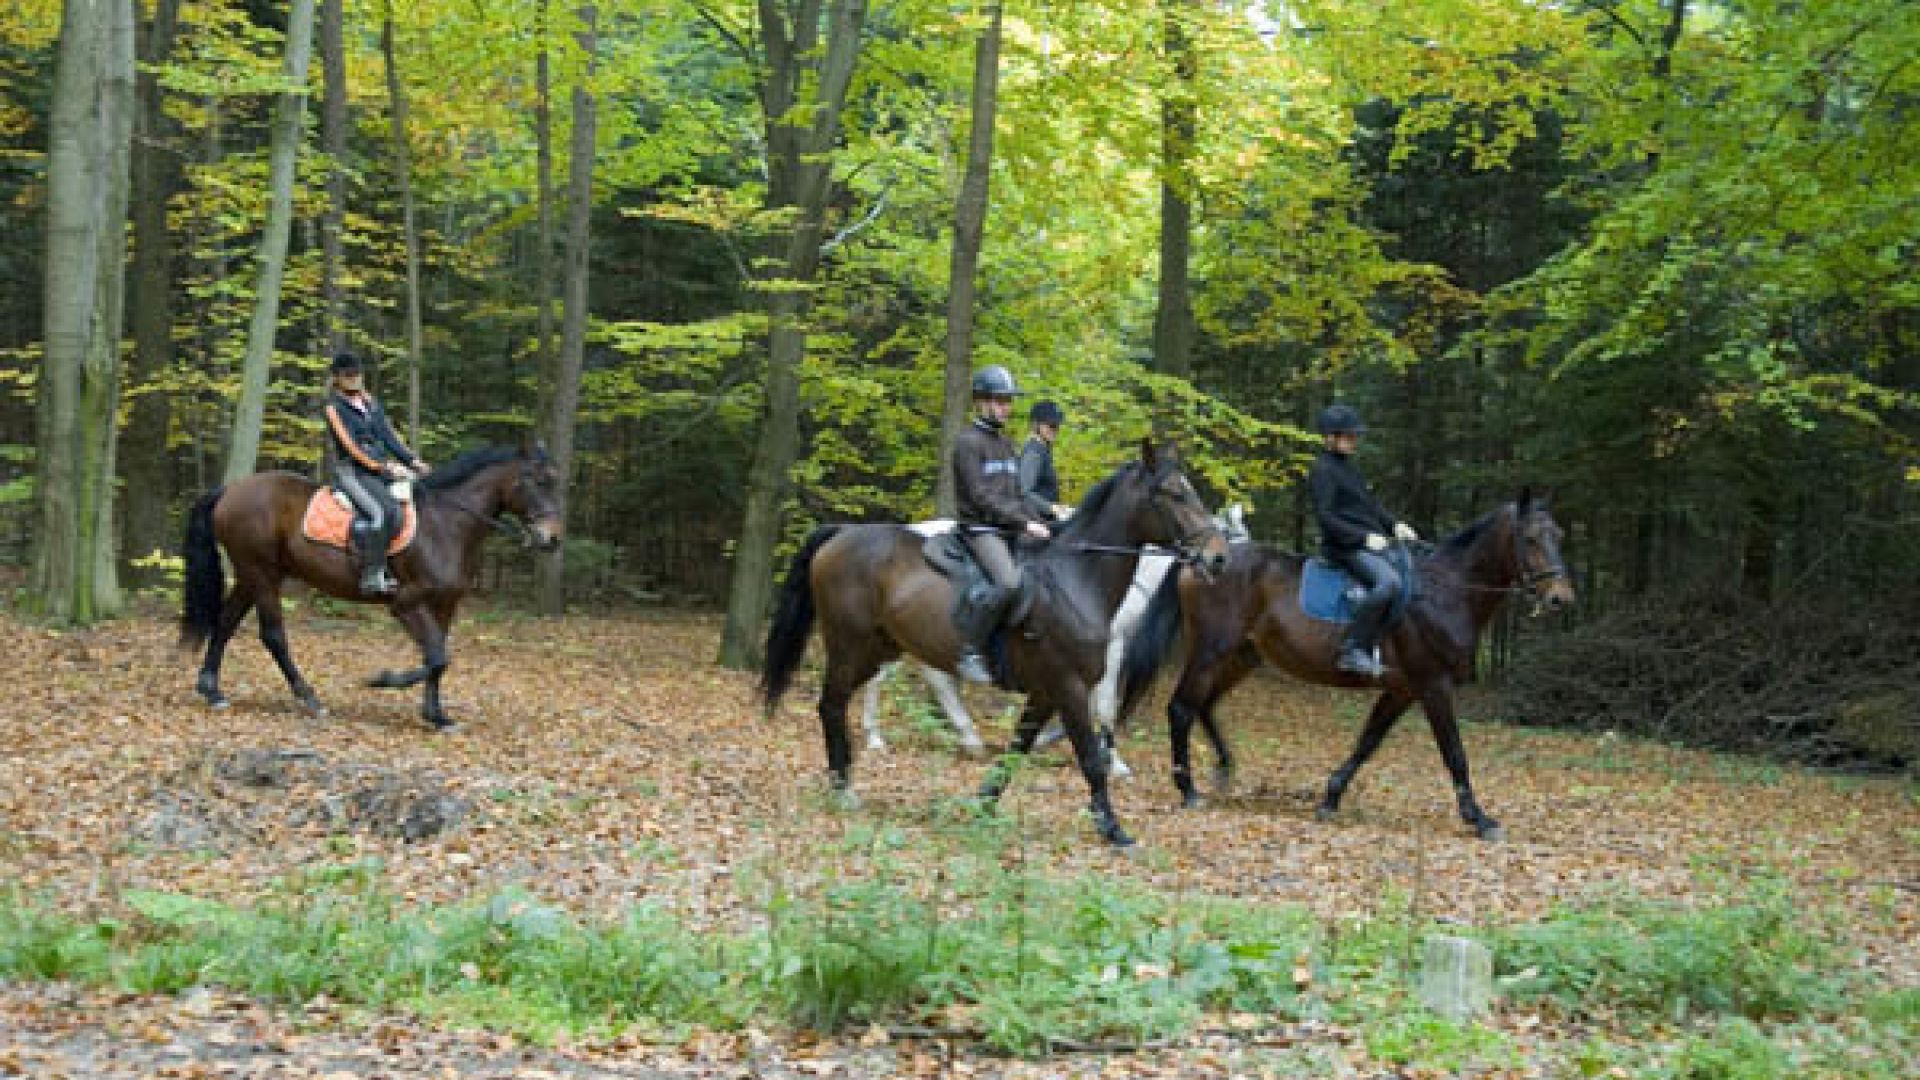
[
  {"xmin": 829, "ymin": 788, "xmax": 862, "ymax": 812},
  {"xmin": 1103, "ymin": 826, "xmax": 1137, "ymax": 848},
  {"xmin": 1477, "ymin": 822, "xmax": 1506, "ymax": 842},
  {"xmin": 865, "ymin": 740, "xmax": 888, "ymax": 754},
  {"xmin": 301, "ymin": 700, "xmax": 328, "ymax": 719},
  {"xmin": 1211, "ymin": 768, "xmax": 1234, "ymax": 794},
  {"xmin": 205, "ymin": 695, "xmax": 230, "ymax": 711},
  {"xmin": 1314, "ymin": 805, "xmax": 1338, "ymax": 822},
  {"xmin": 1109, "ymin": 756, "xmax": 1134, "ymax": 780},
  {"xmin": 958, "ymin": 741, "xmax": 989, "ymax": 760},
  {"xmin": 1180, "ymin": 794, "xmax": 1205, "ymax": 810}
]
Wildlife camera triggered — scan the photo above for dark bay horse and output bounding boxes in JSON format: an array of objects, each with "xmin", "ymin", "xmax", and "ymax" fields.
[
  {"xmin": 180, "ymin": 445, "xmax": 563, "ymax": 728},
  {"xmin": 1120, "ymin": 490, "xmax": 1575, "ymax": 839},
  {"xmin": 760, "ymin": 440, "xmax": 1232, "ymax": 846}
]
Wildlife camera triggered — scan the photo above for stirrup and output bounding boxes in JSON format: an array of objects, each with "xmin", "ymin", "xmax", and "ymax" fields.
[
  {"xmin": 1336, "ymin": 647, "xmax": 1384, "ymax": 678},
  {"xmin": 360, "ymin": 569, "xmax": 396, "ymax": 597},
  {"xmin": 955, "ymin": 650, "xmax": 992, "ymax": 685}
]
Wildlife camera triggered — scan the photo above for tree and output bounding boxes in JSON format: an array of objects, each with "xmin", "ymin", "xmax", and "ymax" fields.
[
  {"xmin": 318, "ymin": 0, "xmax": 347, "ymax": 353},
  {"xmin": 717, "ymin": 0, "xmax": 870, "ymax": 669},
  {"xmin": 381, "ymin": 2, "xmax": 423, "ymax": 444},
  {"xmin": 934, "ymin": 0, "xmax": 1003, "ymax": 518},
  {"xmin": 1152, "ymin": 0, "xmax": 1195, "ymax": 378},
  {"xmin": 222, "ymin": 0, "xmax": 315, "ymax": 483},
  {"xmin": 534, "ymin": 3, "xmax": 598, "ymax": 616},
  {"xmin": 120, "ymin": 0, "xmax": 182, "ymax": 576},
  {"xmin": 32, "ymin": 0, "xmax": 135, "ymax": 624}
]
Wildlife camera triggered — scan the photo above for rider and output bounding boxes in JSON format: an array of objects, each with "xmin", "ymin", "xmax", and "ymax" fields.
[
  {"xmin": 950, "ymin": 365, "xmax": 1052, "ymax": 684},
  {"xmin": 323, "ymin": 352, "xmax": 429, "ymax": 597},
  {"xmin": 1018, "ymin": 399, "xmax": 1073, "ymax": 523},
  {"xmin": 1308, "ymin": 403, "xmax": 1418, "ymax": 678}
]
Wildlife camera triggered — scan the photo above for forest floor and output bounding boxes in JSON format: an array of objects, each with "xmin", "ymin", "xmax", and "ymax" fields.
[{"xmin": 1, "ymin": 604, "xmax": 1916, "ymax": 1078}]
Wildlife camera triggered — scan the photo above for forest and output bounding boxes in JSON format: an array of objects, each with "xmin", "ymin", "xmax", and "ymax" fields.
[{"xmin": 1, "ymin": 3, "xmax": 1918, "ymax": 1075}]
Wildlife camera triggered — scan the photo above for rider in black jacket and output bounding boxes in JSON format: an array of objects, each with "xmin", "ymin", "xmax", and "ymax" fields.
[
  {"xmin": 1307, "ymin": 404, "xmax": 1418, "ymax": 677},
  {"xmin": 323, "ymin": 353, "xmax": 429, "ymax": 597},
  {"xmin": 948, "ymin": 366, "xmax": 1052, "ymax": 683}
]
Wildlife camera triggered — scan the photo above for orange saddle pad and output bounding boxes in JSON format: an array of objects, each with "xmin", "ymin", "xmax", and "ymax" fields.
[{"xmin": 302, "ymin": 490, "xmax": 418, "ymax": 554}]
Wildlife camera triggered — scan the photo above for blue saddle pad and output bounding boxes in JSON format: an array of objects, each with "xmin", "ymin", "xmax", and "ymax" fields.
[
  {"xmin": 1300, "ymin": 552, "xmax": 1417, "ymax": 625},
  {"xmin": 1301, "ymin": 558, "xmax": 1361, "ymax": 623}
]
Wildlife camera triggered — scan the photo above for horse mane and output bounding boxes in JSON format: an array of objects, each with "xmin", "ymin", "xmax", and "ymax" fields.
[
  {"xmin": 417, "ymin": 446, "xmax": 519, "ymax": 493},
  {"xmin": 1438, "ymin": 505, "xmax": 1508, "ymax": 555},
  {"xmin": 1054, "ymin": 463, "xmax": 1135, "ymax": 544}
]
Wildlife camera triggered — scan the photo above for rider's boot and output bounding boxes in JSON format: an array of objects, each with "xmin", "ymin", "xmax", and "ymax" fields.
[
  {"xmin": 1336, "ymin": 595, "xmax": 1388, "ymax": 678},
  {"xmin": 353, "ymin": 522, "xmax": 396, "ymax": 598},
  {"xmin": 954, "ymin": 580, "xmax": 1018, "ymax": 685}
]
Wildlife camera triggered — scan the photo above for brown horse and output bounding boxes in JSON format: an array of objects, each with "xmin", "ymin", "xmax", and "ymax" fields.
[
  {"xmin": 180, "ymin": 445, "xmax": 563, "ymax": 729},
  {"xmin": 760, "ymin": 440, "xmax": 1232, "ymax": 847},
  {"xmin": 1119, "ymin": 489, "xmax": 1575, "ymax": 839}
]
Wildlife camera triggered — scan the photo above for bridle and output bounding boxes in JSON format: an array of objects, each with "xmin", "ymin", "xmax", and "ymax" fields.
[{"xmin": 433, "ymin": 462, "xmax": 560, "ymax": 548}]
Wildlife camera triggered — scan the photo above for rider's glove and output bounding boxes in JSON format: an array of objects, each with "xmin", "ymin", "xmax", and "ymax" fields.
[
  {"xmin": 1393, "ymin": 522, "xmax": 1419, "ymax": 544},
  {"xmin": 1365, "ymin": 533, "xmax": 1389, "ymax": 552}
]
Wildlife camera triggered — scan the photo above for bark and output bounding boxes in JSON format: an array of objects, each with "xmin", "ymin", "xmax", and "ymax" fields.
[
  {"xmin": 34, "ymin": 0, "xmax": 135, "ymax": 624},
  {"xmin": 534, "ymin": 0, "xmax": 557, "ymax": 394},
  {"xmin": 381, "ymin": 6, "xmax": 423, "ymax": 445},
  {"xmin": 533, "ymin": 4, "xmax": 597, "ymax": 616},
  {"xmin": 121, "ymin": 0, "xmax": 182, "ymax": 579},
  {"xmin": 935, "ymin": 0, "xmax": 1002, "ymax": 518},
  {"xmin": 318, "ymin": 0, "xmax": 347, "ymax": 352},
  {"xmin": 717, "ymin": 0, "xmax": 868, "ymax": 669},
  {"xmin": 1152, "ymin": 0, "xmax": 1196, "ymax": 378},
  {"xmin": 223, "ymin": 0, "xmax": 315, "ymax": 482}
]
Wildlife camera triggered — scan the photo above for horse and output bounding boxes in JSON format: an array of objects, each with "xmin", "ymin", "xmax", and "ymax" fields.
[
  {"xmin": 760, "ymin": 439, "xmax": 1232, "ymax": 847},
  {"xmin": 1119, "ymin": 489, "xmax": 1574, "ymax": 840},
  {"xmin": 858, "ymin": 504, "xmax": 1255, "ymax": 773},
  {"xmin": 179, "ymin": 444, "xmax": 564, "ymax": 729}
]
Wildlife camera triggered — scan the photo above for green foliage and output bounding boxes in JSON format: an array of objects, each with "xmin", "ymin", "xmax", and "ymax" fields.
[{"xmin": 1492, "ymin": 878, "xmax": 1857, "ymax": 1023}]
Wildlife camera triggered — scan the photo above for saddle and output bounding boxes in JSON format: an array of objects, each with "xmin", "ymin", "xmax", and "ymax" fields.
[
  {"xmin": 1299, "ymin": 549, "xmax": 1417, "ymax": 626},
  {"xmin": 302, "ymin": 488, "xmax": 418, "ymax": 554}
]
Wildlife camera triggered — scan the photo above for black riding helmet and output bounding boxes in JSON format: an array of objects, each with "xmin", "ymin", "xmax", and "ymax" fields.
[
  {"xmin": 1317, "ymin": 403, "xmax": 1367, "ymax": 435},
  {"xmin": 330, "ymin": 352, "xmax": 364, "ymax": 376},
  {"xmin": 971, "ymin": 365, "xmax": 1022, "ymax": 398},
  {"xmin": 1030, "ymin": 400, "xmax": 1064, "ymax": 425}
]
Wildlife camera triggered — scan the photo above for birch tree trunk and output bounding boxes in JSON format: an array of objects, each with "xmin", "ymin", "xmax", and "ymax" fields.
[
  {"xmin": 33, "ymin": 0, "xmax": 135, "ymax": 624},
  {"xmin": 382, "ymin": 5, "xmax": 423, "ymax": 444},
  {"xmin": 935, "ymin": 0, "xmax": 1002, "ymax": 518},
  {"xmin": 717, "ymin": 0, "xmax": 868, "ymax": 669},
  {"xmin": 223, "ymin": 0, "xmax": 315, "ymax": 482},
  {"xmin": 533, "ymin": 3, "xmax": 597, "ymax": 616},
  {"xmin": 121, "ymin": 0, "xmax": 182, "ymax": 578}
]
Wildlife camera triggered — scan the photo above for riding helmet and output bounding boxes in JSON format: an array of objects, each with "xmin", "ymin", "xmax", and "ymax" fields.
[
  {"xmin": 1030, "ymin": 400, "xmax": 1065, "ymax": 426},
  {"xmin": 1316, "ymin": 403, "xmax": 1367, "ymax": 435},
  {"xmin": 329, "ymin": 351, "xmax": 364, "ymax": 375},
  {"xmin": 970, "ymin": 365, "xmax": 1022, "ymax": 398}
]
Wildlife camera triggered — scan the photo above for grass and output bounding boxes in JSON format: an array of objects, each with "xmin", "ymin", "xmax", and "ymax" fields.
[{"xmin": 0, "ymin": 834, "xmax": 1908, "ymax": 1069}]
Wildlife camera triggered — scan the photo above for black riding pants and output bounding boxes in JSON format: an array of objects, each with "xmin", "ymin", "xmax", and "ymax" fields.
[
  {"xmin": 1333, "ymin": 548, "xmax": 1400, "ymax": 644},
  {"xmin": 335, "ymin": 464, "xmax": 399, "ymax": 546}
]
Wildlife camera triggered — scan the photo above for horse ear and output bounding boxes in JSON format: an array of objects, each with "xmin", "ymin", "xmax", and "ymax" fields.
[
  {"xmin": 1140, "ymin": 436, "xmax": 1159, "ymax": 473},
  {"xmin": 1516, "ymin": 485, "xmax": 1533, "ymax": 513}
]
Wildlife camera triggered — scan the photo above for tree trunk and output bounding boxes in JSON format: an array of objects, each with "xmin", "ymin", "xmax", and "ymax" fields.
[
  {"xmin": 223, "ymin": 0, "xmax": 315, "ymax": 483},
  {"xmin": 1151, "ymin": 0, "xmax": 1196, "ymax": 379},
  {"xmin": 381, "ymin": 6, "xmax": 423, "ymax": 445},
  {"xmin": 534, "ymin": 3, "xmax": 597, "ymax": 616},
  {"xmin": 318, "ymin": 0, "xmax": 347, "ymax": 353},
  {"xmin": 121, "ymin": 0, "xmax": 182, "ymax": 579},
  {"xmin": 717, "ymin": 0, "xmax": 868, "ymax": 669},
  {"xmin": 935, "ymin": 0, "xmax": 1002, "ymax": 518},
  {"xmin": 534, "ymin": 0, "xmax": 557, "ymax": 393},
  {"xmin": 34, "ymin": 0, "xmax": 135, "ymax": 624}
]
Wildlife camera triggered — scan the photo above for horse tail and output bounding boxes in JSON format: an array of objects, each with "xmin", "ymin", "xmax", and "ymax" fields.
[
  {"xmin": 1117, "ymin": 567, "xmax": 1185, "ymax": 718},
  {"xmin": 760, "ymin": 524, "xmax": 841, "ymax": 713},
  {"xmin": 179, "ymin": 486, "xmax": 226, "ymax": 649}
]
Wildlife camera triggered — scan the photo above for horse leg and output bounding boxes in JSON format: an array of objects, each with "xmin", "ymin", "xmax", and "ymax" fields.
[
  {"xmin": 976, "ymin": 699, "xmax": 1052, "ymax": 801},
  {"xmin": 860, "ymin": 661, "xmax": 895, "ymax": 752},
  {"xmin": 195, "ymin": 585, "xmax": 256, "ymax": 709},
  {"xmin": 819, "ymin": 647, "xmax": 881, "ymax": 807},
  {"xmin": 1317, "ymin": 689, "xmax": 1416, "ymax": 821},
  {"xmin": 917, "ymin": 662, "xmax": 986, "ymax": 756},
  {"xmin": 383, "ymin": 602, "xmax": 452, "ymax": 730},
  {"xmin": 1419, "ymin": 681, "xmax": 1503, "ymax": 840},
  {"xmin": 1167, "ymin": 642, "xmax": 1252, "ymax": 808},
  {"xmin": 252, "ymin": 578, "xmax": 323, "ymax": 717},
  {"xmin": 1196, "ymin": 645, "xmax": 1258, "ymax": 797},
  {"xmin": 1060, "ymin": 687, "xmax": 1132, "ymax": 848}
]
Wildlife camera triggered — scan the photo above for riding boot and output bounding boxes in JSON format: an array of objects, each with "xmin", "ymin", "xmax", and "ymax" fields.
[
  {"xmin": 954, "ymin": 581, "xmax": 1015, "ymax": 685},
  {"xmin": 353, "ymin": 522, "xmax": 396, "ymax": 597},
  {"xmin": 1337, "ymin": 601, "xmax": 1387, "ymax": 678}
]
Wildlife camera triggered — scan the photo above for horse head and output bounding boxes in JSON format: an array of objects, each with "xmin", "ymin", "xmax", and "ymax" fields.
[
  {"xmin": 1514, "ymin": 487, "xmax": 1575, "ymax": 614},
  {"xmin": 1138, "ymin": 438, "xmax": 1230, "ymax": 578},
  {"xmin": 510, "ymin": 440, "xmax": 565, "ymax": 551}
]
